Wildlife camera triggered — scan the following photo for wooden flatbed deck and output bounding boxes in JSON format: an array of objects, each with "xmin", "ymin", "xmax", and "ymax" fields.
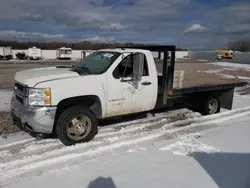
[{"xmin": 155, "ymin": 61, "xmax": 247, "ymax": 89}]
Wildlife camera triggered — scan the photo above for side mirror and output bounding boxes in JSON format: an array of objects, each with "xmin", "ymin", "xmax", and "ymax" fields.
[
  {"xmin": 81, "ymin": 51, "xmax": 86, "ymax": 59},
  {"xmin": 132, "ymin": 53, "xmax": 144, "ymax": 81}
]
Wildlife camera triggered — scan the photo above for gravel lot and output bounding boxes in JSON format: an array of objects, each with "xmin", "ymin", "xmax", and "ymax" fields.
[
  {"xmin": 0, "ymin": 59, "xmax": 249, "ymax": 136},
  {"xmin": 0, "ymin": 112, "xmax": 19, "ymax": 137}
]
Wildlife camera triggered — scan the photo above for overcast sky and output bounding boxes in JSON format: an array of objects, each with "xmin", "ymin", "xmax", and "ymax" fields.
[{"xmin": 0, "ymin": 0, "xmax": 249, "ymax": 50}]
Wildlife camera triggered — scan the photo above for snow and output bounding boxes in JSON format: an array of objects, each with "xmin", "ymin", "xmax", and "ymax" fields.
[
  {"xmin": 3, "ymin": 113, "xmax": 250, "ymax": 188},
  {"xmin": 237, "ymin": 76, "xmax": 250, "ymax": 80},
  {"xmin": 159, "ymin": 133, "xmax": 220, "ymax": 156},
  {"xmin": 210, "ymin": 62, "xmax": 250, "ymax": 71},
  {"xmin": 0, "ymin": 89, "xmax": 12, "ymax": 111},
  {"xmin": 125, "ymin": 148, "xmax": 135, "ymax": 153},
  {"xmin": 197, "ymin": 62, "xmax": 250, "ymax": 81},
  {"xmin": 214, "ymin": 73, "xmax": 250, "ymax": 81},
  {"xmin": 203, "ymin": 69, "xmax": 223, "ymax": 74},
  {"xmin": 1, "ymin": 84, "xmax": 250, "ymax": 187},
  {"xmin": 0, "ymin": 137, "xmax": 35, "ymax": 150},
  {"xmin": 222, "ymin": 67, "xmax": 237, "ymax": 71},
  {"xmin": 232, "ymin": 94, "xmax": 250, "ymax": 108},
  {"xmin": 216, "ymin": 73, "xmax": 235, "ymax": 79}
]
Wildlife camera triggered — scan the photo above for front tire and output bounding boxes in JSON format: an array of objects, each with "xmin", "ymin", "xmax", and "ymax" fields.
[{"xmin": 56, "ymin": 105, "xmax": 98, "ymax": 146}]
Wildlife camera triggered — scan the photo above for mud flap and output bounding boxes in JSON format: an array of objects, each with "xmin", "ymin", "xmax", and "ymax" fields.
[{"xmin": 219, "ymin": 88, "xmax": 234, "ymax": 110}]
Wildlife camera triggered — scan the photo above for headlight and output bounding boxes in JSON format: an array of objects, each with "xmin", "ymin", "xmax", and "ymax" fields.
[{"xmin": 27, "ymin": 88, "xmax": 51, "ymax": 106}]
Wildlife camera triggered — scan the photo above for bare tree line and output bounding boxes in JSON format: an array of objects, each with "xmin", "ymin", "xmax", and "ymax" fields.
[{"xmin": 229, "ymin": 40, "xmax": 250, "ymax": 52}]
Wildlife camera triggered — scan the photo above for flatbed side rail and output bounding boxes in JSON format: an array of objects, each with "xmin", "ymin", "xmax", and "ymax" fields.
[{"xmin": 170, "ymin": 81, "xmax": 248, "ymax": 96}]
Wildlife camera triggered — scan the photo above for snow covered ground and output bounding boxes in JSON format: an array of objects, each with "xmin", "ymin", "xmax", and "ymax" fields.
[
  {"xmin": 0, "ymin": 93, "xmax": 250, "ymax": 187},
  {"xmin": 0, "ymin": 90, "xmax": 12, "ymax": 112}
]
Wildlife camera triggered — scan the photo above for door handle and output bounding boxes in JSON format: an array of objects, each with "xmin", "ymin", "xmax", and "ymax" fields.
[{"xmin": 141, "ymin": 81, "xmax": 152, "ymax": 86}]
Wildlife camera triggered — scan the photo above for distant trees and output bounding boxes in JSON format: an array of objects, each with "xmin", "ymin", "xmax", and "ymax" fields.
[
  {"xmin": 228, "ymin": 40, "xmax": 250, "ymax": 52},
  {"xmin": 0, "ymin": 40, "xmax": 187, "ymax": 51}
]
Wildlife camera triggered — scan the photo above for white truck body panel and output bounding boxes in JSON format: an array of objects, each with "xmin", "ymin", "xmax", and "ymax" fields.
[
  {"xmin": 28, "ymin": 47, "xmax": 42, "ymax": 59},
  {"xmin": 36, "ymin": 74, "xmax": 107, "ymax": 117},
  {"xmin": 14, "ymin": 67, "xmax": 79, "ymax": 87},
  {"xmin": 0, "ymin": 47, "xmax": 12, "ymax": 56}
]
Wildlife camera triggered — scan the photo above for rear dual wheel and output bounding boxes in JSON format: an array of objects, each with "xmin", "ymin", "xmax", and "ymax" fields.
[
  {"xmin": 56, "ymin": 105, "xmax": 98, "ymax": 146},
  {"xmin": 200, "ymin": 96, "xmax": 221, "ymax": 115}
]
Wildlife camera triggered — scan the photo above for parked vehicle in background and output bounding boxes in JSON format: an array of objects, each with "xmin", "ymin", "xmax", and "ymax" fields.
[
  {"xmin": 27, "ymin": 47, "xmax": 42, "ymax": 60},
  {"xmin": 56, "ymin": 47, "xmax": 72, "ymax": 60},
  {"xmin": 15, "ymin": 51, "xmax": 27, "ymax": 60},
  {"xmin": 214, "ymin": 49, "xmax": 233, "ymax": 60},
  {"xmin": 11, "ymin": 45, "xmax": 247, "ymax": 146},
  {"xmin": 0, "ymin": 46, "xmax": 13, "ymax": 60}
]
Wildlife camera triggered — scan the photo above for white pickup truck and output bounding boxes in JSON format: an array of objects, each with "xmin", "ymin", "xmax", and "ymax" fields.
[{"xmin": 11, "ymin": 45, "xmax": 247, "ymax": 146}]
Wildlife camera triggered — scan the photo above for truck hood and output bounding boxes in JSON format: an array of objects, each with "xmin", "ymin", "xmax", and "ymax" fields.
[{"xmin": 14, "ymin": 67, "xmax": 80, "ymax": 87}]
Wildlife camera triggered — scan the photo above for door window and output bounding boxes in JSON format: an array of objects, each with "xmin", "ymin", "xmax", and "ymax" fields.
[{"xmin": 112, "ymin": 53, "xmax": 149, "ymax": 79}]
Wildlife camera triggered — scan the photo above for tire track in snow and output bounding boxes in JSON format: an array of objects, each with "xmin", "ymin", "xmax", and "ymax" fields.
[
  {"xmin": 0, "ymin": 109, "xmax": 191, "ymax": 152},
  {"xmin": 1, "ymin": 106, "xmax": 250, "ymax": 186},
  {"xmin": 0, "ymin": 138, "xmax": 36, "ymax": 151},
  {"xmin": 95, "ymin": 110, "xmax": 199, "ymax": 139},
  {"xmin": 0, "ymin": 110, "xmax": 196, "ymax": 163},
  {"xmin": 0, "ymin": 110, "xmax": 197, "ymax": 168},
  {"xmin": 98, "ymin": 108, "xmax": 192, "ymax": 133}
]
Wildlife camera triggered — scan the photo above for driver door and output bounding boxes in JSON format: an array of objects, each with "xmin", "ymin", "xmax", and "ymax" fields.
[
  {"xmin": 106, "ymin": 53, "xmax": 154, "ymax": 117},
  {"xmin": 106, "ymin": 54, "xmax": 135, "ymax": 117}
]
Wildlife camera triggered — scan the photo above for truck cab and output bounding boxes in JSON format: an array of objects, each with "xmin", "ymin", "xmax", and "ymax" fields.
[{"xmin": 11, "ymin": 45, "xmax": 247, "ymax": 146}]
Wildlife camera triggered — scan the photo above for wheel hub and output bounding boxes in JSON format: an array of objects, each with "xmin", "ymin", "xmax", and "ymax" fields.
[
  {"xmin": 66, "ymin": 115, "xmax": 92, "ymax": 140},
  {"xmin": 208, "ymin": 99, "xmax": 218, "ymax": 114},
  {"xmin": 74, "ymin": 123, "xmax": 87, "ymax": 135}
]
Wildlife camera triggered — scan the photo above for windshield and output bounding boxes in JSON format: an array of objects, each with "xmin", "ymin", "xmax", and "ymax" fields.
[
  {"xmin": 60, "ymin": 49, "xmax": 72, "ymax": 54},
  {"xmin": 75, "ymin": 51, "xmax": 121, "ymax": 74}
]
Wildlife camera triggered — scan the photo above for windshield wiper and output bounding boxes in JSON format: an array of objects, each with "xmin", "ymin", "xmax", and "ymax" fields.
[
  {"xmin": 73, "ymin": 66, "xmax": 92, "ymax": 74},
  {"xmin": 56, "ymin": 64, "xmax": 92, "ymax": 74},
  {"xmin": 56, "ymin": 65, "xmax": 74, "ymax": 68}
]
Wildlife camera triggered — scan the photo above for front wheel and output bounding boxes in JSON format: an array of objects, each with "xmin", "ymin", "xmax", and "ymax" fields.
[{"xmin": 56, "ymin": 105, "xmax": 98, "ymax": 146}]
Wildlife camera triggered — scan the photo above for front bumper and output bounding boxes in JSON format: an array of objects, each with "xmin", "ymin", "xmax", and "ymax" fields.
[{"xmin": 11, "ymin": 95, "xmax": 57, "ymax": 134}]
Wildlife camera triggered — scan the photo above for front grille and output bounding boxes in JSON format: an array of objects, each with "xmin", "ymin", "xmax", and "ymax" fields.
[
  {"xmin": 14, "ymin": 82, "xmax": 28, "ymax": 96},
  {"xmin": 14, "ymin": 82, "xmax": 27, "ymax": 104},
  {"xmin": 16, "ymin": 95, "xmax": 24, "ymax": 104},
  {"xmin": 15, "ymin": 82, "xmax": 24, "ymax": 92}
]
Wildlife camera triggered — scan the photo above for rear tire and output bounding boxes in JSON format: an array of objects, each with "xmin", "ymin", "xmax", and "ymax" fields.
[
  {"xmin": 200, "ymin": 96, "xmax": 220, "ymax": 115},
  {"xmin": 56, "ymin": 105, "xmax": 98, "ymax": 146},
  {"xmin": 217, "ymin": 55, "xmax": 223, "ymax": 60}
]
